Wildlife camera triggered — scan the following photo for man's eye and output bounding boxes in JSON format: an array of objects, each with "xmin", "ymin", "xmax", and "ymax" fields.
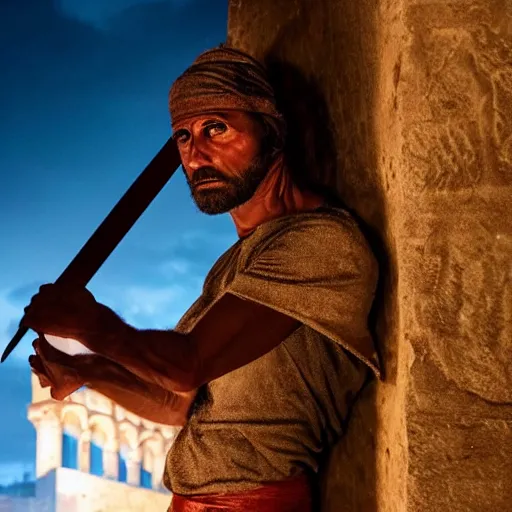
[
  {"xmin": 174, "ymin": 131, "xmax": 189, "ymax": 144},
  {"xmin": 205, "ymin": 123, "xmax": 227, "ymax": 137}
]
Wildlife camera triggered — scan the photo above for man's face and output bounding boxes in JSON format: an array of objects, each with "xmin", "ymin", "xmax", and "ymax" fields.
[{"xmin": 172, "ymin": 111, "xmax": 270, "ymax": 215}]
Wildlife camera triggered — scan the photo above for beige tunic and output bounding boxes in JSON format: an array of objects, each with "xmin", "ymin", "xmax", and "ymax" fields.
[{"xmin": 163, "ymin": 206, "xmax": 380, "ymax": 496}]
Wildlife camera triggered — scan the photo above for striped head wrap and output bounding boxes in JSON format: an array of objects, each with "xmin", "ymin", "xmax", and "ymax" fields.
[{"xmin": 169, "ymin": 45, "xmax": 284, "ymax": 138}]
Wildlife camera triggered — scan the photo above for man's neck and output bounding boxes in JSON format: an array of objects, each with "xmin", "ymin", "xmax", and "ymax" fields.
[{"xmin": 230, "ymin": 157, "xmax": 325, "ymax": 238}]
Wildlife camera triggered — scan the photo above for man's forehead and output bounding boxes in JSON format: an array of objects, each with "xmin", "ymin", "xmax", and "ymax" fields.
[{"xmin": 172, "ymin": 111, "xmax": 247, "ymax": 131}]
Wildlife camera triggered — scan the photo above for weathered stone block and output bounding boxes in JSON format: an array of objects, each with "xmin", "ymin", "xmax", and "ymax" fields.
[{"xmin": 228, "ymin": 0, "xmax": 512, "ymax": 510}]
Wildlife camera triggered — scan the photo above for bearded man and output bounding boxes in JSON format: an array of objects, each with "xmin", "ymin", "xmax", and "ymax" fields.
[{"xmin": 24, "ymin": 46, "xmax": 380, "ymax": 512}]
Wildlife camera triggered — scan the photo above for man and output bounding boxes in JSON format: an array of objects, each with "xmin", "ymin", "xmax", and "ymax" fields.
[{"xmin": 25, "ymin": 46, "xmax": 380, "ymax": 511}]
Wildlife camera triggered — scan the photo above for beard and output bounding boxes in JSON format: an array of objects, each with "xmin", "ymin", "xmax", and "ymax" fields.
[{"xmin": 184, "ymin": 153, "xmax": 271, "ymax": 215}]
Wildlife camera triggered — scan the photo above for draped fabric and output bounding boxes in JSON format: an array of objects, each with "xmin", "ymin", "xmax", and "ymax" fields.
[
  {"xmin": 168, "ymin": 473, "xmax": 312, "ymax": 512},
  {"xmin": 164, "ymin": 206, "xmax": 378, "ymax": 497}
]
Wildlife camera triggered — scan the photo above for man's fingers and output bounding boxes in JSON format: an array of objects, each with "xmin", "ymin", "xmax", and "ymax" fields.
[
  {"xmin": 28, "ymin": 364, "xmax": 48, "ymax": 384},
  {"xmin": 50, "ymin": 388, "xmax": 66, "ymax": 401},
  {"xmin": 28, "ymin": 353, "xmax": 39, "ymax": 367},
  {"xmin": 33, "ymin": 337, "xmax": 56, "ymax": 361},
  {"xmin": 39, "ymin": 375, "xmax": 52, "ymax": 388},
  {"xmin": 29, "ymin": 359, "xmax": 51, "ymax": 388},
  {"xmin": 29, "ymin": 354, "xmax": 45, "ymax": 373},
  {"xmin": 28, "ymin": 368, "xmax": 53, "ymax": 388},
  {"xmin": 28, "ymin": 352, "xmax": 57, "ymax": 390},
  {"xmin": 37, "ymin": 335, "xmax": 66, "ymax": 363}
]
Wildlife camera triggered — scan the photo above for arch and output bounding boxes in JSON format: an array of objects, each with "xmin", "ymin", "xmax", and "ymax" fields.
[
  {"xmin": 146, "ymin": 431, "xmax": 168, "ymax": 490},
  {"xmin": 60, "ymin": 408, "xmax": 85, "ymax": 471},
  {"xmin": 89, "ymin": 414, "xmax": 117, "ymax": 449},
  {"xmin": 88, "ymin": 414, "xmax": 115, "ymax": 477},
  {"xmin": 143, "ymin": 431, "xmax": 164, "ymax": 459},
  {"xmin": 140, "ymin": 443, "xmax": 154, "ymax": 489},
  {"xmin": 118, "ymin": 421, "xmax": 138, "ymax": 451},
  {"xmin": 60, "ymin": 404, "xmax": 88, "ymax": 432},
  {"xmin": 139, "ymin": 431, "xmax": 166, "ymax": 490},
  {"xmin": 117, "ymin": 421, "xmax": 140, "ymax": 484}
]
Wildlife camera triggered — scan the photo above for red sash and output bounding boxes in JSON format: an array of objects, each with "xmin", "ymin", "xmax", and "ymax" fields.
[{"xmin": 168, "ymin": 474, "xmax": 312, "ymax": 512}]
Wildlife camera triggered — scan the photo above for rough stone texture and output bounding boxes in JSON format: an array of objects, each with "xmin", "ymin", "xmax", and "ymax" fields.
[{"xmin": 227, "ymin": 0, "xmax": 512, "ymax": 510}]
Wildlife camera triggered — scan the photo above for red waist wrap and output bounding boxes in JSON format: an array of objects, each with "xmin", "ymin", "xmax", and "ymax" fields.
[{"xmin": 168, "ymin": 474, "xmax": 312, "ymax": 512}]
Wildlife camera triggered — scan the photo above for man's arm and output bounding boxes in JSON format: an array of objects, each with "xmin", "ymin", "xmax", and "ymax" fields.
[
  {"xmin": 77, "ymin": 354, "xmax": 196, "ymax": 426},
  {"xmin": 32, "ymin": 337, "xmax": 195, "ymax": 426},
  {"xmin": 24, "ymin": 214, "xmax": 378, "ymax": 392},
  {"xmin": 88, "ymin": 293, "xmax": 300, "ymax": 393}
]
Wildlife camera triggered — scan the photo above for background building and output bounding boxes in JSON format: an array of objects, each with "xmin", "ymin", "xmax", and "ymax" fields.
[{"xmin": 0, "ymin": 375, "xmax": 180, "ymax": 511}]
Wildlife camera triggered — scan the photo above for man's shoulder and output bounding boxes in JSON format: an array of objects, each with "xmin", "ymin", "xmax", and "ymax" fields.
[{"xmin": 246, "ymin": 205, "xmax": 368, "ymax": 253}]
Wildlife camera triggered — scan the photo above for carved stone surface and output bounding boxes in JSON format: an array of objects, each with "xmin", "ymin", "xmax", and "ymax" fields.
[
  {"xmin": 228, "ymin": 0, "xmax": 512, "ymax": 510},
  {"xmin": 402, "ymin": 1, "xmax": 512, "ymax": 195},
  {"xmin": 408, "ymin": 411, "xmax": 512, "ymax": 511},
  {"xmin": 402, "ymin": 197, "xmax": 511, "ymax": 403}
]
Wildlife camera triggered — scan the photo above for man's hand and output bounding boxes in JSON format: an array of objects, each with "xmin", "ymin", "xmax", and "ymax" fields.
[
  {"xmin": 30, "ymin": 335, "xmax": 195, "ymax": 425},
  {"xmin": 21, "ymin": 283, "xmax": 125, "ymax": 354},
  {"xmin": 29, "ymin": 336, "xmax": 85, "ymax": 400},
  {"xmin": 22, "ymin": 284, "xmax": 101, "ymax": 339}
]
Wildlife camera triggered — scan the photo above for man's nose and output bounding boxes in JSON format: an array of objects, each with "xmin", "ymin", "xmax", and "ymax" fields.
[{"xmin": 182, "ymin": 139, "xmax": 212, "ymax": 172}]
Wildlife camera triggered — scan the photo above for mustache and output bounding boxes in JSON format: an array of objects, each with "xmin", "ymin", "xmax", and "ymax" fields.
[{"xmin": 190, "ymin": 166, "xmax": 229, "ymax": 186}]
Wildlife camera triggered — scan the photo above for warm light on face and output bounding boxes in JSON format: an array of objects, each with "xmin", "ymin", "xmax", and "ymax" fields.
[{"xmin": 172, "ymin": 111, "xmax": 271, "ymax": 215}]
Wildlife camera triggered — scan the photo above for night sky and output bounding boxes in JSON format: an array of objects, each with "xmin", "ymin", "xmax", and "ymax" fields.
[{"xmin": 0, "ymin": 0, "xmax": 231, "ymax": 484}]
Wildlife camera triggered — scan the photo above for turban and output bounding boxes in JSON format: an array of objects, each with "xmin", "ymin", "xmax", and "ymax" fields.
[{"xmin": 169, "ymin": 45, "xmax": 284, "ymax": 133}]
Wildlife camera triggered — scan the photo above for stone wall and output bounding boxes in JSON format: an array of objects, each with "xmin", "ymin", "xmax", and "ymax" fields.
[{"xmin": 227, "ymin": 1, "xmax": 512, "ymax": 510}]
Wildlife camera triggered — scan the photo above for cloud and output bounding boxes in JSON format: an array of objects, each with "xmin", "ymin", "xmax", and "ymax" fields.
[
  {"xmin": 6, "ymin": 282, "xmax": 41, "ymax": 306},
  {"xmin": 0, "ymin": 292, "xmax": 22, "ymax": 326},
  {"xmin": 138, "ymin": 228, "xmax": 236, "ymax": 254},
  {"xmin": 55, "ymin": 0, "xmax": 156, "ymax": 29},
  {"xmin": 94, "ymin": 272, "xmax": 203, "ymax": 330},
  {"xmin": 0, "ymin": 227, "xmax": 235, "ymax": 361},
  {"xmin": 0, "ymin": 292, "xmax": 27, "ymax": 360},
  {"xmin": 0, "ymin": 282, "xmax": 45, "ymax": 362},
  {"xmin": 159, "ymin": 258, "xmax": 191, "ymax": 277},
  {"xmin": 54, "ymin": 0, "xmax": 191, "ymax": 30},
  {"xmin": 0, "ymin": 361, "xmax": 35, "ymax": 483},
  {"xmin": 120, "ymin": 284, "xmax": 196, "ymax": 328},
  {"xmin": 97, "ymin": 229, "xmax": 237, "ymax": 328},
  {"xmin": 0, "ymin": 288, "xmax": 40, "ymax": 363},
  {"xmin": 141, "ymin": 230, "xmax": 237, "ymax": 271}
]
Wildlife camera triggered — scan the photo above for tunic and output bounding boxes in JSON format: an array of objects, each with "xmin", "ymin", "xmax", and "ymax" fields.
[{"xmin": 163, "ymin": 206, "xmax": 380, "ymax": 495}]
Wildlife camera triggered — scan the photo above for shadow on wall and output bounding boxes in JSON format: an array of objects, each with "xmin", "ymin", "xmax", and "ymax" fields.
[
  {"xmin": 264, "ymin": 58, "xmax": 340, "ymax": 202},
  {"xmin": 264, "ymin": 56, "xmax": 389, "ymax": 512},
  {"xmin": 227, "ymin": 2, "xmax": 396, "ymax": 509}
]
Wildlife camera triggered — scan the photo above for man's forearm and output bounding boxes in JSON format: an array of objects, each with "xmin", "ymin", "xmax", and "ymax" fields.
[
  {"xmin": 88, "ymin": 304, "xmax": 199, "ymax": 393},
  {"xmin": 76, "ymin": 354, "xmax": 195, "ymax": 426}
]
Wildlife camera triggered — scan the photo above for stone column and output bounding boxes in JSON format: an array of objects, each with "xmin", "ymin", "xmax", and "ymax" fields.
[
  {"xmin": 103, "ymin": 440, "xmax": 119, "ymax": 480},
  {"xmin": 152, "ymin": 453, "xmax": 166, "ymax": 490},
  {"xmin": 126, "ymin": 448, "xmax": 142, "ymax": 486},
  {"xmin": 227, "ymin": 1, "xmax": 512, "ymax": 511},
  {"xmin": 126, "ymin": 459, "xmax": 141, "ymax": 486},
  {"xmin": 79, "ymin": 430, "xmax": 90, "ymax": 474},
  {"xmin": 30, "ymin": 414, "xmax": 62, "ymax": 478}
]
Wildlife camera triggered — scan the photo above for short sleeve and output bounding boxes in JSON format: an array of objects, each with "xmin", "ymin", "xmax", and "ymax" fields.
[{"xmin": 227, "ymin": 213, "xmax": 381, "ymax": 377}]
